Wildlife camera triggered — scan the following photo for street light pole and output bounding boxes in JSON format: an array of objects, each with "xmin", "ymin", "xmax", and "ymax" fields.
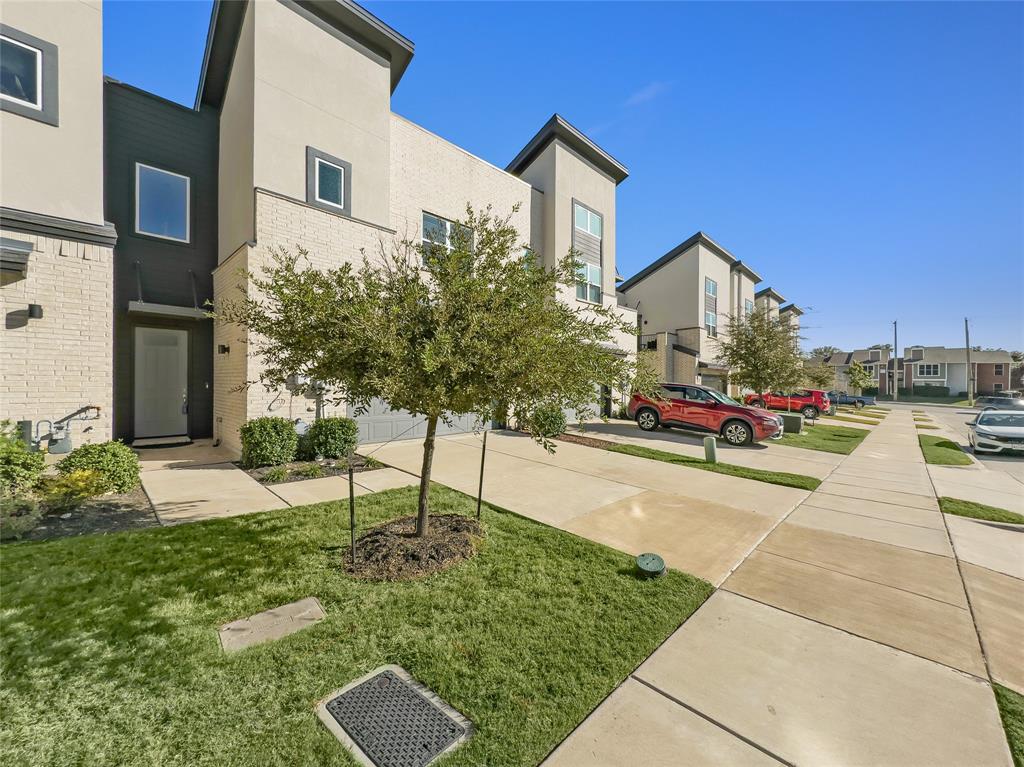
[
  {"xmin": 965, "ymin": 317, "xmax": 974, "ymax": 406},
  {"xmin": 892, "ymin": 320, "xmax": 899, "ymax": 402}
]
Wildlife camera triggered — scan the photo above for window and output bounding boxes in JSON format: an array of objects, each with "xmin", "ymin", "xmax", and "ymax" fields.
[
  {"xmin": 576, "ymin": 262, "xmax": 602, "ymax": 304},
  {"xmin": 683, "ymin": 386, "xmax": 711, "ymax": 402},
  {"xmin": 744, "ymin": 299, "xmax": 754, "ymax": 316},
  {"xmin": 994, "ymin": 364, "xmax": 1004, "ymax": 376},
  {"xmin": 422, "ymin": 212, "xmax": 472, "ymax": 254},
  {"xmin": 917, "ymin": 363, "xmax": 939, "ymax": 377},
  {"xmin": 870, "ymin": 349, "xmax": 881, "ymax": 361},
  {"xmin": 574, "ymin": 203, "xmax": 602, "ymax": 238},
  {"xmin": 705, "ymin": 277, "xmax": 717, "ymax": 297},
  {"xmin": 994, "ymin": 383, "xmax": 1004, "ymax": 392},
  {"xmin": 705, "ymin": 310, "xmax": 718, "ymax": 337},
  {"xmin": 135, "ymin": 163, "xmax": 190, "ymax": 243},
  {"xmin": 0, "ymin": 25, "xmax": 58, "ymax": 125},
  {"xmin": 305, "ymin": 147, "xmax": 351, "ymax": 216},
  {"xmin": 863, "ymin": 365, "xmax": 874, "ymax": 377}
]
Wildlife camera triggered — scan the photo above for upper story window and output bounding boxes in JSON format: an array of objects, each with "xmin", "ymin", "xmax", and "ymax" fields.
[
  {"xmin": 917, "ymin": 363, "xmax": 939, "ymax": 377},
  {"xmin": 0, "ymin": 25, "xmax": 58, "ymax": 126},
  {"xmin": 869, "ymin": 349, "xmax": 882, "ymax": 361},
  {"xmin": 574, "ymin": 203, "xmax": 602, "ymax": 238},
  {"xmin": 994, "ymin": 364, "xmax": 1004, "ymax": 376},
  {"xmin": 863, "ymin": 365, "xmax": 874, "ymax": 376},
  {"xmin": 576, "ymin": 263, "xmax": 602, "ymax": 304},
  {"xmin": 572, "ymin": 201, "xmax": 603, "ymax": 303},
  {"xmin": 135, "ymin": 163, "xmax": 190, "ymax": 243},
  {"xmin": 705, "ymin": 310, "xmax": 718, "ymax": 337},
  {"xmin": 305, "ymin": 147, "xmax": 351, "ymax": 216},
  {"xmin": 705, "ymin": 277, "xmax": 717, "ymax": 298},
  {"xmin": 744, "ymin": 298, "xmax": 754, "ymax": 316},
  {"xmin": 422, "ymin": 212, "xmax": 471, "ymax": 254}
]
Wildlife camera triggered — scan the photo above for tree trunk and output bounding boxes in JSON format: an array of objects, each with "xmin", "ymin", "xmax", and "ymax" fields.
[{"xmin": 415, "ymin": 413, "xmax": 439, "ymax": 537}]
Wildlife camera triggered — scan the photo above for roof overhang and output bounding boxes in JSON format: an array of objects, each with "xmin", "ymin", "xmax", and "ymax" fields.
[
  {"xmin": 619, "ymin": 231, "xmax": 736, "ymax": 292},
  {"xmin": 196, "ymin": 0, "xmax": 415, "ymax": 110},
  {"xmin": 0, "ymin": 236, "xmax": 32, "ymax": 276},
  {"xmin": 730, "ymin": 259, "xmax": 762, "ymax": 283},
  {"xmin": 779, "ymin": 303, "xmax": 803, "ymax": 316},
  {"xmin": 755, "ymin": 287, "xmax": 786, "ymax": 303},
  {"xmin": 506, "ymin": 114, "xmax": 629, "ymax": 185},
  {"xmin": 128, "ymin": 301, "xmax": 210, "ymax": 320}
]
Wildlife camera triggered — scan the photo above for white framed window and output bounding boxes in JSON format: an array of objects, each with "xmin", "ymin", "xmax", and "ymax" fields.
[
  {"xmin": 135, "ymin": 163, "xmax": 190, "ymax": 243},
  {"xmin": 994, "ymin": 383, "xmax": 1004, "ymax": 392},
  {"xmin": 314, "ymin": 157, "xmax": 345, "ymax": 209},
  {"xmin": 705, "ymin": 277, "xmax": 717, "ymax": 297},
  {"xmin": 994, "ymin": 364, "xmax": 1004, "ymax": 376},
  {"xmin": 744, "ymin": 298, "xmax": 754, "ymax": 316},
  {"xmin": 705, "ymin": 311, "xmax": 718, "ymax": 336},
  {"xmin": 863, "ymin": 365, "xmax": 874, "ymax": 377},
  {"xmin": 917, "ymin": 363, "xmax": 939, "ymax": 377},
  {"xmin": 573, "ymin": 203, "xmax": 602, "ymax": 238},
  {"xmin": 0, "ymin": 34, "xmax": 41, "ymax": 110},
  {"xmin": 422, "ymin": 212, "xmax": 471, "ymax": 254},
  {"xmin": 576, "ymin": 262, "xmax": 602, "ymax": 304}
]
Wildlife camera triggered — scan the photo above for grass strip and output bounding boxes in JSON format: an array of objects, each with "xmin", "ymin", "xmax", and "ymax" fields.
[
  {"xmin": 939, "ymin": 497, "xmax": 1024, "ymax": 525},
  {"xmin": 919, "ymin": 434, "xmax": 973, "ymax": 465},
  {"xmin": 995, "ymin": 684, "xmax": 1024, "ymax": 767},
  {"xmin": 829, "ymin": 415, "xmax": 882, "ymax": 426},
  {"xmin": 916, "ymin": 424, "xmax": 939, "ymax": 430},
  {"xmin": 606, "ymin": 443, "xmax": 820, "ymax": 491},
  {"xmin": 775, "ymin": 423, "xmax": 870, "ymax": 455},
  {"xmin": 0, "ymin": 485, "xmax": 712, "ymax": 766}
]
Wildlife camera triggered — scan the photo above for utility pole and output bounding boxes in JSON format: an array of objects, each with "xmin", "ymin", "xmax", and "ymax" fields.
[
  {"xmin": 892, "ymin": 320, "xmax": 899, "ymax": 401},
  {"xmin": 965, "ymin": 317, "xmax": 974, "ymax": 406}
]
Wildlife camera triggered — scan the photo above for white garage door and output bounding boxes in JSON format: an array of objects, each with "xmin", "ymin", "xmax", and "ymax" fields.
[{"xmin": 348, "ymin": 399, "xmax": 481, "ymax": 443}]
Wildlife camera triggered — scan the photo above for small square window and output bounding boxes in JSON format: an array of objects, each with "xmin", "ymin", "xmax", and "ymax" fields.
[
  {"xmin": 1, "ymin": 35, "xmax": 40, "ymax": 109},
  {"xmin": 576, "ymin": 262, "xmax": 602, "ymax": 303},
  {"xmin": 705, "ymin": 277, "xmax": 717, "ymax": 297},
  {"xmin": 705, "ymin": 311, "xmax": 718, "ymax": 336},
  {"xmin": 315, "ymin": 158, "xmax": 344, "ymax": 209},
  {"xmin": 135, "ymin": 163, "xmax": 190, "ymax": 243},
  {"xmin": 573, "ymin": 203, "xmax": 602, "ymax": 239}
]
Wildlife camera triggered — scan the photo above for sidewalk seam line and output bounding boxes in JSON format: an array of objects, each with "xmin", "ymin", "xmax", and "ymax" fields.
[{"xmin": 797, "ymin": 502, "xmax": 950, "ymax": 533}]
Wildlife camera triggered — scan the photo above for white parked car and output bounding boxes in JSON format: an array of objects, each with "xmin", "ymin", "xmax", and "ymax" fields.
[{"xmin": 967, "ymin": 410, "xmax": 1024, "ymax": 455}]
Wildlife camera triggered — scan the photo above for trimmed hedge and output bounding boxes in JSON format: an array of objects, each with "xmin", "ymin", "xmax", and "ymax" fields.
[
  {"xmin": 529, "ymin": 405, "xmax": 567, "ymax": 438},
  {"xmin": 303, "ymin": 417, "xmax": 358, "ymax": 459},
  {"xmin": 913, "ymin": 384, "xmax": 950, "ymax": 397},
  {"xmin": 57, "ymin": 441, "xmax": 140, "ymax": 494},
  {"xmin": 240, "ymin": 417, "xmax": 298, "ymax": 468},
  {"xmin": 0, "ymin": 422, "xmax": 45, "ymax": 497}
]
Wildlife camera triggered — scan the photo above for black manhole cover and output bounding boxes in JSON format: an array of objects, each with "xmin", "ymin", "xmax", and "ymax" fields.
[{"xmin": 324, "ymin": 670, "xmax": 466, "ymax": 767}]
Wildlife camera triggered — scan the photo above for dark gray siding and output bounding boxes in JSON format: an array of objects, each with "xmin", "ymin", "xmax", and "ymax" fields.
[{"xmin": 104, "ymin": 81, "xmax": 219, "ymax": 440}]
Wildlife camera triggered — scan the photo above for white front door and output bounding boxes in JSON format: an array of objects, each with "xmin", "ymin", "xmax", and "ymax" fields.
[{"xmin": 134, "ymin": 327, "xmax": 188, "ymax": 438}]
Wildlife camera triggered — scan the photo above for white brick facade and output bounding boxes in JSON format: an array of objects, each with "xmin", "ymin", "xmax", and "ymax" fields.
[{"xmin": 0, "ymin": 230, "xmax": 113, "ymax": 446}]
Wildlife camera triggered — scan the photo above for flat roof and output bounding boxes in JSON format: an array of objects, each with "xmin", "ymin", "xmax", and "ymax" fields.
[{"xmin": 506, "ymin": 114, "xmax": 629, "ymax": 185}]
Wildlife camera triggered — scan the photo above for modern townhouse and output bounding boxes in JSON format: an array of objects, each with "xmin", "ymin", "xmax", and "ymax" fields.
[
  {"xmin": 805, "ymin": 348, "xmax": 892, "ymax": 394},
  {"xmin": 900, "ymin": 346, "xmax": 1013, "ymax": 397},
  {"xmin": 0, "ymin": 0, "xmax": 635, "ymax": 454},
  {"xmin": 617, "ymin": 231, "xmax": 800, "ymax": 394}
]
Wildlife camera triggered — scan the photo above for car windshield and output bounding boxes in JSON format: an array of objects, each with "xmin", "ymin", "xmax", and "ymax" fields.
[
  {"xmin": 978, "ymin": 414, "xmax": 1024, "ymax": 428},
  {"xmin": 707, "ymin": 389, "xmax": 742, "ymax": 406}
]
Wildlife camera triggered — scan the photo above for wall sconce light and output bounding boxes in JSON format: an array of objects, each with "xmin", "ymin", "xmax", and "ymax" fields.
[
  {"xmin": 27, "ymin": 304, "xmax": 43, "ymax": 319},
  {"xmin": 217, "ymin": 344, "xmax": 230, "ymax": 354}
]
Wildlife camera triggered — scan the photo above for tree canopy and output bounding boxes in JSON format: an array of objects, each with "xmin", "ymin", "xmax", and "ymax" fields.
[
  {"xmin": 846, "ymin": 360, "xmax": 873, "ymax": 392},
  {"xmin": 218, "ymin": 206, "xmax": 649, "ymax": 535},
  {"xmin": 809, "ymin": 345, "xmax": 842, "ymax": 359},
  {"xmin": 802, "ymin": 364, "xmax": 835, "ymax": 390},
  {"xmin": 715, "ymin": 308, "xmax": 803, "ymax": 395}
]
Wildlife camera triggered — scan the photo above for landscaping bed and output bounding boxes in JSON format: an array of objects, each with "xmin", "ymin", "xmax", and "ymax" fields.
[
  {"xmin": 939, "ymin": 497, "xmax": 1024, "ymax": 526},
  {"xmin": 347, "ymin": 513, "xmax": 484, "ymax": 581},
  {"xmin": 0, "ymin": 484, "xmax": 712, "ymax": 766},
  {"xmin": 242, "ymin": 454, "xmax": 382, "ymax": 485},
  {"xmin": 919, "ymin": 434, "xmax": 973, "ymax": 465},
  {"xmin": 19, "ymin": 486, "xmax": 158, "ymax": 542},
  {"xmin": 775, "ymin": 423, "xmax": 870, "ymax": 454}
]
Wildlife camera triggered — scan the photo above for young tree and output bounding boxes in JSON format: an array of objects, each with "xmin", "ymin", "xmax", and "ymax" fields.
[
  {"xmin": 218, "ymin": 206, "xmax": 649, "ymax": 537},
  {"xmin": 845, "ymin": 360, "xmax": 872, "ymax": 393},
  {"xmin": 803, "ymin": 364, "xmax": 835, "ymax": 390},
  {"xmin": 715, "ymin": 308, "xmax": 804, "ymax": 397}
]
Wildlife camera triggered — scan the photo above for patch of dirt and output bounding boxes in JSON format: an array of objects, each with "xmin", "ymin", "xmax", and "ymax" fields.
[
  {"xmin": 242, "ymin": 454, "xmax": 382, "ymax": 485},
  {"xmin": 21, "ymin": 486, "xmax": 159, "ymax": 542},
  {"xmin": 556, "ymin": 432, "xmax": 619, "ymax": 450},
  {"xmin": 346, "ymin": 514, "xmax": 485, "ymax": 581}
]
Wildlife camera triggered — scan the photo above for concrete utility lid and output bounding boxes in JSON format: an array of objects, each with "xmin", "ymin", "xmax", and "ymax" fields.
[
  {"xmin": 217, "ymin": 596, "xmax": 325, "ymax": 652},
  {"xmin": 316, "ymin": 665, "xmax": 473, "ymax": 767}
]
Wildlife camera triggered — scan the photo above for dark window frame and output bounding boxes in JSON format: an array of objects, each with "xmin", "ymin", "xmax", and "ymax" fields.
[
  {"xmin": 134, "ymin": 161, "xmax": 192, "ymax": 245},
  {"xmin": 305, "ymin": 146, "xmax": 352, "ymax": 217},
  {"xmin": 0, "ymin": 23, "xmax": 58, "ymax": 126}
]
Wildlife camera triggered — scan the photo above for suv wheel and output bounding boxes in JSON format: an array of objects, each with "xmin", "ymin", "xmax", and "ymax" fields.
[
  {"xmin": 751, "ymin": 398, "xmax": 765, "ymax": 408},
  {"xmin": 854, "ymin": 400, "xmax": 865, "ymax": 409},
  {"xmin": 801, "ymin": 405, "xmax": 819, "ymax": 419},
  {"xmin": 722, "ymin": 420, "xmax": 752, "ymax": 446},
  {"xmin": 636, "ymin": 408, "xmax": 659, "ymax": 432}
]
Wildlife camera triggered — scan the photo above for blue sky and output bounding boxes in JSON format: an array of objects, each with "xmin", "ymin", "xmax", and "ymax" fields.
[{"xmin": 103, "ymin": 1, "xmax": 1024, "ymax": 353}]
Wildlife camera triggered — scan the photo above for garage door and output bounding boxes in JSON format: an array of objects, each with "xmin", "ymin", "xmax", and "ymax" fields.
[{"xmin": 348, "ymin": 398, "xmax": 481, "ymax": 443}]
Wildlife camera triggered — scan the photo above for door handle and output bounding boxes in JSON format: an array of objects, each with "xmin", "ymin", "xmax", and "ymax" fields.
[{"xmin": 181, "ymin": 392, "xmax": 189, "ymax": 415}]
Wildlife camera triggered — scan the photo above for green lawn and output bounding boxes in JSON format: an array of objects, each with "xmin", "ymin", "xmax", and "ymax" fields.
[
  {"xmin": 919, "ymin": 434, "xmax": 973, "ymax": 465},
  {"xmin": 916, "ymin": 424, "xmax": 939, "ymax": 430},
  {"xmin": 939, "ymin": 497, "xmax": 1024, "ymax": 526},
  {"xmin": 828, "ymin": 414, "xmax": 882, "ymax": 426},
  {"xmin": 775, "ymin": 423, "xmax": 870, "ymax": 455},
  {"xmin": 606, "ymin": 443, "xmax": 820, "ymax": 491},
  {"xmin": 995, "ymin": 684, "xmax": 1024, "ymax": 767},
  {"xmin": 0, "ymin": 486, "xmax": 712, "ymax": 766}
]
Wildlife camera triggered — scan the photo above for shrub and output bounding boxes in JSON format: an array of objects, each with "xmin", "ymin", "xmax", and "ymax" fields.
[
  {"xmin": 528, "ymin": 405, "xmax": 567, "ymax": 438},
  {"xmin": 0, "ymin": 421, "xmax": 45, "ymax": 497},
  {"xmin": 261, "ymin": 466, "xmax": 289, "ymax": 484},
  {"xmin": 303, "ymin": 417, "xmax": 359, "ymax": 460},
  {"xmin": 240, "ymin": 417, "xmax": 297, "ymax": 468},
  {"xmin": 913, "ymin": 384, "xmax": 950, "ymax": 397},
  {"xmin": 57, "ymin": 441, "xmax": 139, "ymax": 494},
  {"xmin": 0, "ymin": 497, "xmax": 41, "ymax": 541},
  {"xmin": 38, "ymin": 470, "xmax": 108, "ymax": 514},
  {"xmin": 863, "ymin": 386, "xmax": 879, "ymax": 396},
  {"xmin": 296, "ymin": 463, "xmax": 324, "ymax": 479}
]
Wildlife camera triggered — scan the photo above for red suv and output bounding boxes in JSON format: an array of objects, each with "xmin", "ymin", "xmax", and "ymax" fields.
[
  {"xmin": 744, "ymin": 389, "xmax": 831, "ymax": 420},
  {"xmin": 628, "ymin": 383, "xmax": 783, "ymax": 446}
]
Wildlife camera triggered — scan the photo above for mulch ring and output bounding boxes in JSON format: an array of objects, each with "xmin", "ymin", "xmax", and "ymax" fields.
[
  {"xmin": 556, "ymin": 432, "xmax": 619, "ymax": 450},
  {"xmin": 346, "ymin": 514, "xmax": 485, "ymax": 581},
  {"xmin": 22, "ymin": 487, "xmax": 160, "ymax": 542},
  {"xmin": 243, "ymin": 454, "xmax": 381, "ymax": 485}
]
